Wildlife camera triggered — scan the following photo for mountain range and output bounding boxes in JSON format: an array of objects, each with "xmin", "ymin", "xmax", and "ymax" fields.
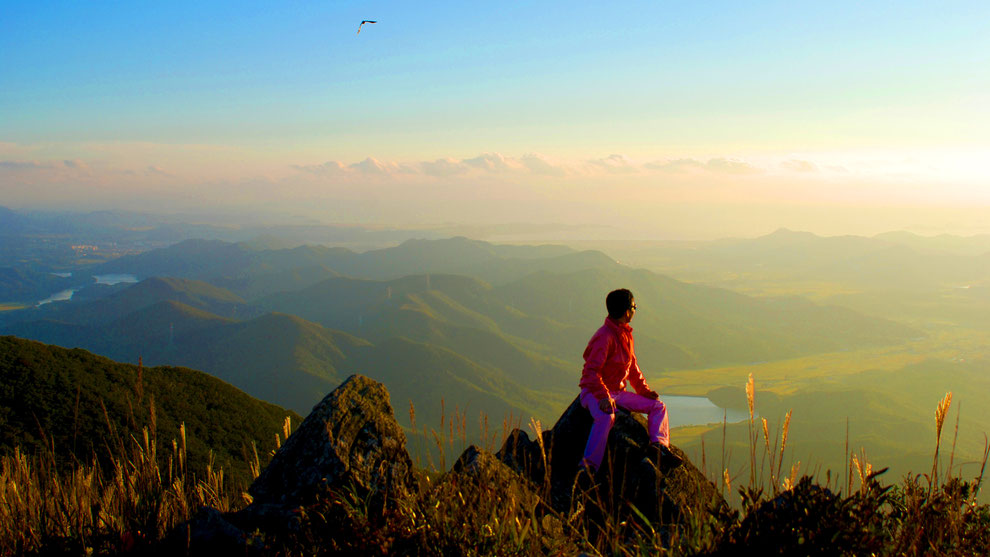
[{"xmin": 2, "ymin": 237, "xmax": 918, "ymax": 435}]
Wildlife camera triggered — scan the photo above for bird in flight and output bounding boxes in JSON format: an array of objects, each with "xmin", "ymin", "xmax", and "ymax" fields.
[{"xmin": 357, "ymin": 20, "xmax": 377, "ymax": 35}]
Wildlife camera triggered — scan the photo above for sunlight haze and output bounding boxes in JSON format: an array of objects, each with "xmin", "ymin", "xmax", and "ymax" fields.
[{"xmin": 2, "ymin": 0, "xmax": 988, "ymax": 239}]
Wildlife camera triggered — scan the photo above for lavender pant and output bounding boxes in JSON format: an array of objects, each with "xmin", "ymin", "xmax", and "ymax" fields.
[{"xmin": 579, "ymin": 388, "xmax": 670, "ymax": 470}]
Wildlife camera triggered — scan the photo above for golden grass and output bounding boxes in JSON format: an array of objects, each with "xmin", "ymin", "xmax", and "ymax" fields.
[
  {"xmin": 4, "ymin": 375, "xmax": 990, "ymax": 555},
  {"xmin": 931, "ymin": 391, "xmax": 954, "ymax": 490},
  {"xmin": 935, "ymin": 391, "xmax": 953, "ymax": 441},
  {"xmin": 0, "ymin": 424, "xmax": 239, "ymax": 555}
]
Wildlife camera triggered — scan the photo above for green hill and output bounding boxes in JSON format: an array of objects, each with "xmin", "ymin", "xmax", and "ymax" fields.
[
  {"xmin": 23, "ymin": 276, "xmax": 250, "ymax": 326},
  {"xmin": 4, "ymin": 276, "xmax": 569, "ymax": 426},
  {"xmin": 3, "ymin": 237, "xmax": 924, "ymax": 441},
  {"xmin": 86, "ymin": 237, "xmax": 617, "ymax": 300},
  {"xmin": 256, "ymin": 274, "xmax": 577, "ymax": 390},
  {"xmin": 107, "ymin": 299, "xmax": 234, "ymax": 341},
  {"xmin": 93, "ymin": 238, "xmax": 255, "ymax": 279},
  {"xmin": 351, "ymin": 336, "xmax": 563, "ymax": 434},
  {"xmin": 0, "ymin": 336, "xmax": 298, "ymax": 483},
  {"xmin": 200, "ymin": 312, "xmax": 370, "ymax": 413},
  {"xmin": 0, "ymin": 267, "xmax": 75, "ymax": 303},
  {"xmin": 35, "ymin": 310, "xmax": 369, "ymax": 416},
  {"xmin": 492, "ymin": 266, "xmax": 918, "ymax": 370}
]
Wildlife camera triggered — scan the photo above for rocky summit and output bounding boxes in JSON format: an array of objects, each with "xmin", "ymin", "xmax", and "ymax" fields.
[
  {"xmin": 497, "ymin": 396, "xmax": 726, "ymax": 524},
  {"xmin": 171, "ymin": 375, "xmax": 723, "ymax": 554}
]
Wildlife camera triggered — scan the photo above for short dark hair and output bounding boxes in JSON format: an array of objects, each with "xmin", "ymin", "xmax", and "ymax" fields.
[{"xmin": 606, "ymin": 289, "xmax": 634, "ymax": 319}]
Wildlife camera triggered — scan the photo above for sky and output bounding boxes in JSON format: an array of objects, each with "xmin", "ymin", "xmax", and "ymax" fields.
[{"xmin": 2, "ymin": 1, "xmax": 988, "ymax": 240}]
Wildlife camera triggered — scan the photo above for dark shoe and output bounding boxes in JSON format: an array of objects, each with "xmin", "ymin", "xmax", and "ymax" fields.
[{"xmin": 650, "ymin": 442, "xmax": 683, "ymax": 473}]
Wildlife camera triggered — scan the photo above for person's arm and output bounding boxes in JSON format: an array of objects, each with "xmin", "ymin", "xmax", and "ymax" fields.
[
  {"xmin": 628, "ymin": 352, "xmax": 659, "ymax": 399},
  {"xmin": 580, "ymin": 332, "xmax": 613, "ymax": 406}
]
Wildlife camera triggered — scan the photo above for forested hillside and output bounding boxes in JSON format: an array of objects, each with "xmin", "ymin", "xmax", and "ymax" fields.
[{"xmin": 0, "ymin": 336, "xmax": 298, "ymax": 482}]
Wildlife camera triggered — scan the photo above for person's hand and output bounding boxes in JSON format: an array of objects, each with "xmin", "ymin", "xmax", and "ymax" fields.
[
  {"xmin": 645, "ymin": 390, "xmax": 660, "ymax": 400},
  {"xmin": 598, "ymin": 398, "xmax": 615, "ymax": 413}
]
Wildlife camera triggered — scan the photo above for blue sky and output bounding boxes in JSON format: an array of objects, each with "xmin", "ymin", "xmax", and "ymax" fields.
[{"xmin": 2, "ymin": 1, "xmax": 988, "ymax": 238}]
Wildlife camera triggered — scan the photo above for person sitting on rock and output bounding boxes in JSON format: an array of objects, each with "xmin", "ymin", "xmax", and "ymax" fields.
[{"xmin": 578, "ymin": 288, "xmax": 682, "ymax": 474}]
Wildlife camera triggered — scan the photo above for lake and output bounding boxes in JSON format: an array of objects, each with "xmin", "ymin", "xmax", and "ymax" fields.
[
  {"xmin": 662, "ymin": 395, "xmax": 749, "ymax": 427},
  {"xmin": 36, "ymin": 273, "xmax": 138, "ymax": 306},
  {"xmin": 94, "ymin": 274, "xmax": 139, "ymax": 286}
]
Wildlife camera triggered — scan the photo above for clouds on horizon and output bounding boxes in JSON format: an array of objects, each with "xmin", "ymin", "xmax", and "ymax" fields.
[
  {"xmin": 2, "ymin": 148, "xmax": 974, "ymax": 189},
  {"xmin": 3, "ymin": 147, "xmax": 986, "ymax": 219},
  {"xmin": 288, "ymin": 152, "xmax": 779, "ymax": 182},
  {"xmin": 645, "ymin": 157, "xmax": 762, "ymax": 175},
  {"xmin": 1, "ymin": 159, "xmax": 89, "ymax": 172},
  {"xmin": 780, "ymin": 159, "xmax": 819, "ymax": 173},
  {"xmin": 293, "ymin": 158, "xmax": 402, "ymax": 177}
]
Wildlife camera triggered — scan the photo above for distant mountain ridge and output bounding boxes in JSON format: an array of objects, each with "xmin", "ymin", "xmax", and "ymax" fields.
[
  {"xmin": 0, "ymin": 206, "xmax": 35, "ymax": 234},
  {"xmin": 90, "ymin": 237, "xmax": 618, "ymax": 297},
  {"xmin": 14, "ymin": 276, "xmax": 254, "ymax": 327},
  {"xmin": 3, "ymin": 235, "xmax": 920, "ymax": 428},
  {"xmin": 873, "ymin": 230, "xmax": 990, "ymax": 256}
]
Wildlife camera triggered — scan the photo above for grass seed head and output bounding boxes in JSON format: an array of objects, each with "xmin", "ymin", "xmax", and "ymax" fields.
[
  {"xmin": 746, "ymin": 373, "xmax": 755, "ymax": 420},
  {"xmin": 935, "ymin": 392, "xmax": 953, "ymax": 439},
  {"xmin": 781, "ymin": 410, "xmax": 792, "ymax": 451}
]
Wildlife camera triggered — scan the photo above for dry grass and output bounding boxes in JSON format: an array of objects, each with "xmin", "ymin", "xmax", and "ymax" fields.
[
  {"xmin": 0, "ymin": 423, "xmax": 241, "ymax": 555},
  {"xmin": 3, "ymin": 379, "xmax": 990, "ymax": 555}
]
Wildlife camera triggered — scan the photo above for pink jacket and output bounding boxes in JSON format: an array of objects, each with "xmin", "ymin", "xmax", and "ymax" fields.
[{"xmin": 579, "ymin": 317, "xmax": 651, "ymax": 401}]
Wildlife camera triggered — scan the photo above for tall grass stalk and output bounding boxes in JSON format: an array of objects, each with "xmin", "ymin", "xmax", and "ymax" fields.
[
  {"xmin": 930, "ymin": 391, "xmax": 953, "ymax": 492},
  {"xmin": 776, "ymin": 410, "xmax": 792, "ymax": 492},
  {"xmin": 746, "ymin": 373, "xmax": 756, "ymax": 487}
]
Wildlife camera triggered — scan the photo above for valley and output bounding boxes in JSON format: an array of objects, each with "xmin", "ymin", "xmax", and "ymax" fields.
[{"xmin": 2, "ymin": 211, "xmax": 988, "ymax": 494}]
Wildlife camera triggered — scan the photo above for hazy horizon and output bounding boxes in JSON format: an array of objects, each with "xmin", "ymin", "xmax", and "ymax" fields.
[{"xmin": 3, "ymin": 2, "xmax": 988, "ymax": 240}]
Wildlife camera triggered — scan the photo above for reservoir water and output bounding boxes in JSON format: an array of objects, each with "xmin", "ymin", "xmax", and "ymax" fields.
[
  {"xmin": 37, "ymin": 288, "xmax": 78, "ymax": 306},
  {"xmin": 94, "ymin": 274, "xmax": 139, "ymax": 286},
  {"xmin": 36, "ymin": 274, "xmax": 138, "ymax": 306},
  {"xmin": 662, "ymin": 395, "xmax": 749, "ymax": 427}
]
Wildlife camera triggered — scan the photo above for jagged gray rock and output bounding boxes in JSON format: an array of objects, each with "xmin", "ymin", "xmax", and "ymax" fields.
[
  {"xmin": 248, "ymin": 374, "xmax": 413, "ymax": 509},
  {"xmin": 497, "ymin": 396, "xmax": 726, "ymax": 524},
  {"xmin": 171, "ymin": 375, "xmax": 415, "ymax": 554}
]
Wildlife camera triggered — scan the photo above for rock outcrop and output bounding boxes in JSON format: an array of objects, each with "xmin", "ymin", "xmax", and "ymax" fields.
[
  {"xmin": 248, "ymin": 374, "xmax": 413, "ymax": 509},
  {"xmin": 497, "ymin": 396, "xmax": 726, "ymax": 525},
  {"xmin": 169, "ymin": 377, "xmax": 725, "ymax": 554},
  {"xmin": 168, "ymin": 374, "xmax": 413, "ymax": 554}
]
